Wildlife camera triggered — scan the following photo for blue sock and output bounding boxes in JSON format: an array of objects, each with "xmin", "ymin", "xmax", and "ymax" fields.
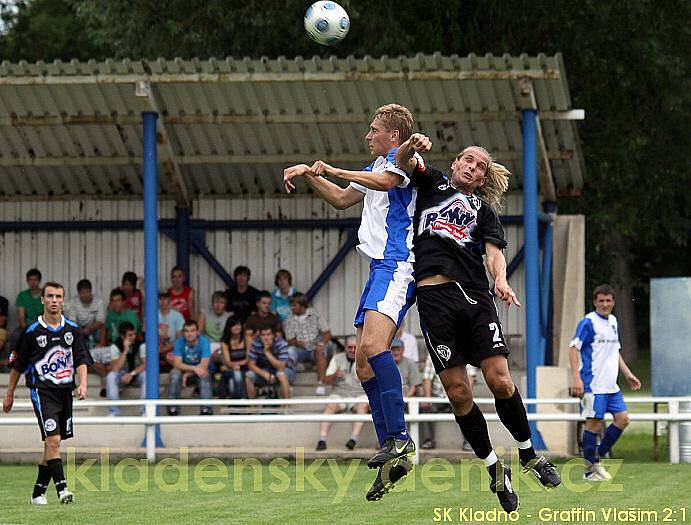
[
  {"xmin": 368, "ymin": 351, "xmax": 407, "ymax": 440},
  {"xmin": 582, "ymin": 430, "xmax": 599, "ymax": 464},
  {"xmin": 361, "ymin": 378, "xmax": 387, "ymax": 446},
  {"xmin": 598, "ymin": 425, "xmax": 623, "ymax": 457}
]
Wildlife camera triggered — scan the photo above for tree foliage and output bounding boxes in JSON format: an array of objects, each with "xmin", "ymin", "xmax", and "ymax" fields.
[{"xmin": 1, "ymin": 0, "xmax": 689, "ymax": 349}]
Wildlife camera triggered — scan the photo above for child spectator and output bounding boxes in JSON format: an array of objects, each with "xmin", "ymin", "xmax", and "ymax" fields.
[
  {"xmin": 121, "ymin": 272, "xmax": 144, "ymax": 323},
  {"xmin": 198, "ymin": 291, "xmax": 231, "ymax": 355},
  {"xmin": 168, "ymin": 266, "xmax": 196, "ymax": 322},
  {"xmin": 225, "ymin": 266, "xmax": 259, "ymax": 323},
  {"xmin": 220, "ymin": 316, "xmax": 248, "ymax": 398},
  {"xmin": 270, "ymin": 269, "xmax": 296, "ymax": 321}
]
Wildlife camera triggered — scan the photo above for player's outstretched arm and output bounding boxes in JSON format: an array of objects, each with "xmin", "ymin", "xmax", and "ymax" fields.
[
  {"xmin": 312, "ymin": 160, "xmax": 401, "ymax": 191},
  {"xmin": 485, "ymin": 242, "xmax": 521, "ymax": 307},
  {"xmin": 303, "ymin": 172, "xmax": 364, "ymax": 210},
  {"xmin": 394, "ymin": 133, "xmax": 432, "ymax": 173}
]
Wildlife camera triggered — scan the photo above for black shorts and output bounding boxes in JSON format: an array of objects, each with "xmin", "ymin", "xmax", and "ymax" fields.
[
  {"xmin": 417, "ymin": 281, "xmax": 510, "ymax": 374},
  {"xmin": 30, "ymin": 387, "xmax": 74, "ymax": 441}
]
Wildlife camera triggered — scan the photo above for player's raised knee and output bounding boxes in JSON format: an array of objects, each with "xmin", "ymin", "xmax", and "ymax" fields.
[
  {"xmin": 446, "ymin": 383, "xmax": 473, "ymax": 412},
  {"xmin": 486, "ymin": 372, "xmax": 513, "ymax": 398},
  {"xmin": 615, "ymin": 412, "xmax": 630, "ymax": 428}
]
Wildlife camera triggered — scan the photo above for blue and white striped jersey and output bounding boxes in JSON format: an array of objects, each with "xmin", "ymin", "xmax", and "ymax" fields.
[
  {"xmin": 349, "ymin": 148, "xmax": 417, "ymax": 262},
  {"xmin": 570, "ymin": 311, "xmax": 622, "ymax": 394}
]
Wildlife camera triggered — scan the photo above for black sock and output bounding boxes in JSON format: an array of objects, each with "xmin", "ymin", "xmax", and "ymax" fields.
[
  {"xmin": 47, "ymin": 458, "xmax": 67, "ymax": 495},
  {"xmin": 32, "ymin": 464, "xmax": 51, "ymax": 498},
  {"xmin": 454, "ymin": 403, "xmax": 493, "ymax": 459},
  {"xmin": 494, "ymin": 386, "xmax": 537, "ymax": 463}
]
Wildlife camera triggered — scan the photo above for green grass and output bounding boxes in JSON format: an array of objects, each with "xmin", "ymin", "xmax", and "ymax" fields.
[{"xmin": 1, "ymin": 450, "xmax": 689, "ymax": 525}]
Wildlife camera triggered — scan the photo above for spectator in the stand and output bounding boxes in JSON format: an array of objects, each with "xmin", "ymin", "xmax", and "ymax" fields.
[
  {"xmin": 391, "ymin": 338, "xmax": 422, "ymax": 397},
  {"xmin": 105, "ymin": 322, "xmax": 146, "ymax": 416},
  {"xmin": 225, "ymin": 265, "xmax": 259, "ymax": 323},
  {"xmin": 168, "ymin": 320, "xmax": 213, "ymax": 416},
  {"xmin": 283, "ymin": 292, "xmax": 331, "ymax": 396},
  {"xmin": 316, "ymin": 336, "xmax": 369, "ymax": 451},
  {"xmin": 246, "ymin": 327, "xmax": 295, "ymax": 399},
  {"xmin": 244, "ymin": 291, "xmax": 282, "ymax": 349},
  {"xmin": 168, "ymin": 266, "xmax": 196, "ymax": 322},
  {"xmin": 121, "ymin": 272, "xmax": 144, "ymax": 323},
  {"xmin": 198, "ymin": 291, "xmax": 231, "ymax": 362},
  {"xmin": 16, "ymin": 268, "xmax": 43, "ymax": 329},
  {"xmin": 157, "ymin": 292, "xmax": 185, "ymax": 371},
  {"xmin": 102, "ymin": 288, "xmax": 141, "ymax": 346},
  {"xmin": 64, "ymin": 279, "xmax": 105, "ymax": 349},
  {"xmin": 0, "ymin": 295, "xmax": 8, "ymax": 368},
  {"xmin": 270, "ymin": 269, "xmax": 296, "ymax": 321},
  {"xmin": 396, "ymin": 323, "xmax": 420, "ymax": 363},
  {"xmin": 220, "ymin": 316, "xmax": 248, "ymax": 398}
]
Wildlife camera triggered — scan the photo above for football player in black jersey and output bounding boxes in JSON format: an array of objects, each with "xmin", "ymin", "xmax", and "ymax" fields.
[
  {"xmin": 395, "ymin": 135, "xmax": 561, "ymax": 512},
  {"xmin": 3, "ymin": 281, "xmax": 92, "ymax": 505}
]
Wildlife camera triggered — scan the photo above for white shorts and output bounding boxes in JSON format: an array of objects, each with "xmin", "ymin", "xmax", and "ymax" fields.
[{"xmin": 354, "ymin": 259, "xmax": 416, "ymax": 327}]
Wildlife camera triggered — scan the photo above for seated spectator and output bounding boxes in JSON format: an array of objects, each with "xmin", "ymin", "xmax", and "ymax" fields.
[
  {"xmin": 316, "ymin": 336, "xmax": 369, "ymax": 451},
  {"xmin": 225, "ymin": 265, "xmax": 259, "ymax": 323},
  {"xmin": 283, "ymin": 293, "xmax": 331, "ymax": 395},
  {"xmin": 197, "ymin": 290, "xmax": 231, "ymax": 357},
  {"xmin": 158, "ymin": 292, "xmax": 185, "ymax": 371},
  {"xmin": 391, "ymin": 338, "xmax": 422, "ymax": 397},
  {"xmin": 105, "ymin": 322, "xmax": 146, "ymax": 416},
  {"xmin": 270, "ymin": 269, "xmax": 296, "ymax": 321},
  {"xmin": 246, "ymin": 327, "xmax": 294, "ymax": 399},
  {"xmin": 244, "ymin": 291, "xmax": 282, "ymax": 349},
  {"xmin": 9, "ymin": 269, "xmax": 43, "ymax": 353},
  {"xmin": 64, "ymin": 279, "xmax": 105, "ymax": 349},
  {"xmin": 168, "ymin": 266, "xmax": 196, "ymax": 321},
  {"xmin": 122, "ymin": 271, "xmax": 144, "ymax": 324},
  {"xmin": 396, "ymin": 323, "xmax": 420, "ymax": 363},
  {"xmin": 421, "ymin": 359, "xmax": 477, "ymax": 450},
  {"xmin": 168, "ymin": 320, "xmax": 213, "ymax": 416},
  {"xmin": 219, "ymin": 316, "xmax": 248, "ymax": 398},
  {"xmin": 101, "ymin": 288, "xmax": 141, "ymax": 346},
  {"xmin": 0, "ymin": 294, "xmax": 8, "ymax": 369}
]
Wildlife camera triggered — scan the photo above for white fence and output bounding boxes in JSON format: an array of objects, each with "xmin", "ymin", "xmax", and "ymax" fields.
[{"xmin": 3, "ymin": 396, "xmax": 690, "ymax": 464}]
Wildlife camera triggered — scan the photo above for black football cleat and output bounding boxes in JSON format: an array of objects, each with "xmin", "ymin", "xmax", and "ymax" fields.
[
  {"xmin": 522, "ymin": 456, "xmax": 561, "ymax": 488},
  {"xmin": 366, "ymin": 456, "xmax": 413, "ymax": 501},
  {"xmin": 367, "ymin": 435, "xmax": 416, "ymax": 469},
  {"xmin": 489, "ymin": 463, "xmax": 519, "ymax": 513}
]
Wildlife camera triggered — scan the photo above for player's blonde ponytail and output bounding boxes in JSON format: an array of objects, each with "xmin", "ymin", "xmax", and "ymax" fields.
[{"xmin": 478, "ymin": 161, "xmax": 510, "ymax": 212}]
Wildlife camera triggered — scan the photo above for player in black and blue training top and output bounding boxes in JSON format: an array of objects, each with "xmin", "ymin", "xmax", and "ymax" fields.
[
  {"xmin": 3, "ymin": 281, "xmax": 92, "ymax": 505},
  {"xmin": 395, "ymin": 135, "xmax": 561, "ymax": 513}
]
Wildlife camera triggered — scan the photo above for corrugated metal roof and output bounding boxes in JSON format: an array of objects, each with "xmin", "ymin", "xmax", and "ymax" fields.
[{"xmin": 0, "ymin": 53, "xmax": 584, "ymax": 200}]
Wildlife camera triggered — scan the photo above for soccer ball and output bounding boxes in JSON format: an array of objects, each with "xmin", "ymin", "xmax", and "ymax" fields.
[{"xmin": 304, "ymin": 1, "xmax": 350, "ymax": 46}]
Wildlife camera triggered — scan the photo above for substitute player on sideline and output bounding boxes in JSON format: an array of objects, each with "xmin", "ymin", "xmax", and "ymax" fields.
[
  {"xmin": 569, "ymin": 284, "xmax": 641, "ymax": 480},
  {"xmin": 284, "ymin": 104, "xmax": 419, "ymax": 500},
  {"xmin": 3, "ymin": 282, "xmax": 92, "ymax": 505},
  {"xmin": 395, "ymin": 136, "xmax": 561, "ymax": 513}
]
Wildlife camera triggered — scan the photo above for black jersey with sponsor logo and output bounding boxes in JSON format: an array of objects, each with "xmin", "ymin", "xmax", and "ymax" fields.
[
  {"xmin": 12, "ymin": 315, "xmax": 92, "ymax": 390},
  {"xmin": 410, "ymin": 162, "xmax": 507, "ymax": 289}
]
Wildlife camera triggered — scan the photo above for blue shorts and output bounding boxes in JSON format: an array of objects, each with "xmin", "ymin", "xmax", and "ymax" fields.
[
  {"xmin": 580, "ymin": 391, "xmax": 627, "ymax": 419},
  {"xmin": 354, "ymin": 259, "xmax": 416, "ymax": 328}
]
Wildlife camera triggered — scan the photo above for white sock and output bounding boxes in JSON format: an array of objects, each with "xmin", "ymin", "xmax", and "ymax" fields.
[
  {"xmin": 482, "ymin": 450, "xmax": 498, "ymax": 467},
  {"xmin": 517, "ymin": 439, "xmax": 532, "ymax": 449}
]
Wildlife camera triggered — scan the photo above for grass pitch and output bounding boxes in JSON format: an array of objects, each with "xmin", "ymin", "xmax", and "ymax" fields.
[{"xmin": 1, "ymin": 433, "xmax": 689, "ymax": 525}]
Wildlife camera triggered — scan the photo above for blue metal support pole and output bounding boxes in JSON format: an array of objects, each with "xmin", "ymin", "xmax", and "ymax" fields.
[
  {"xmin": 142, "ymin": 111, "xmax": 163, "ymax": 448},
  {"xmin": 522, "ymin": 108, "xmax": 546, "ymax": 449},
  {"xmin": 175, "ymin": 206, "xmax": 191, "ymax": 280},
  {"xmin": 189, "ymin": 237, "xmax": 235, "ymax": 288}
]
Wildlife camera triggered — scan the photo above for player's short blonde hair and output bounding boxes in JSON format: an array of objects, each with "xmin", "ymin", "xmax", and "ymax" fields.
[
  {"xmin": 372, "ymin": 104, "xmax": 413, "ymax": 144},
  {"xmin": 460, "ymin": 145, "xmax": 510, "ymax": 212}
]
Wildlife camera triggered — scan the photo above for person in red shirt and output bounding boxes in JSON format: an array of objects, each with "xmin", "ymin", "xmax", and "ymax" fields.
[
  {"xmin": 168, "ymin": 266, "xmax": 196, "ymax": 322},
  {"xmin": 121, "ymin": 272, "xmax": 144, "ymax": 324}
]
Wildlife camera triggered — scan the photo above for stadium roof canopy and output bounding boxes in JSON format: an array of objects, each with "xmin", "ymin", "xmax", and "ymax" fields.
[{"xmin": 0, "ymin": 53, "xmax": 584, "ymax": 205}]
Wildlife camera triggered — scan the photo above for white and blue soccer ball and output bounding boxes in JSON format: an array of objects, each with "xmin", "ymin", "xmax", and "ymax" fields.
[{"xmin": 304, "ymin": 1, "xmax": 350, "ymax": 46}]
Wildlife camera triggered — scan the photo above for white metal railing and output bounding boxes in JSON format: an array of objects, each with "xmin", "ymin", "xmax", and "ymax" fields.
[{"xmin": 3, "ymin": 396, "xmax": 690, "ymax": 464}]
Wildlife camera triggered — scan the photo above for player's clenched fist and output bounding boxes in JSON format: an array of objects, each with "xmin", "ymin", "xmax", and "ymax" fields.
[{"xmin": 408, "ymin": 133, "xmax": 432, "ymax": 153}]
